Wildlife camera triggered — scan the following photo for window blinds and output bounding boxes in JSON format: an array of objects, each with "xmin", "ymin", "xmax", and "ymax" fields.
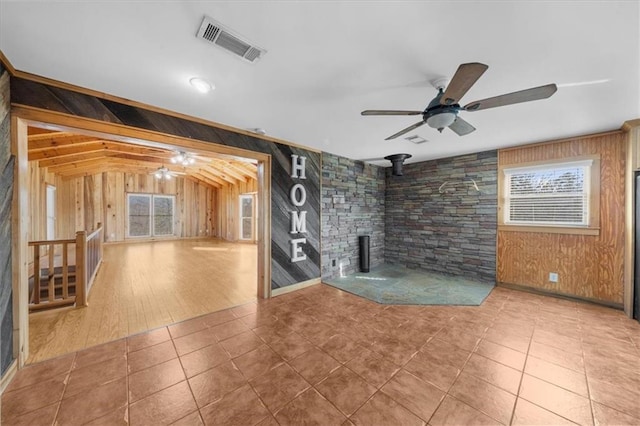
[{"xmin": 504, "ymin": 160, "xmax": 591, "ymax": 226}]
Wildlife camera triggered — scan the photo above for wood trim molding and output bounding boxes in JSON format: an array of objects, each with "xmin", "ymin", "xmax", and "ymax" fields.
[
  {"xmin": 497, "ymin": 281, "xmax": 624, "ymax": 310},
  {"xmin": 499, "ymin": 130, "xmax": 624, "ymax": 153},
  {"xmin": 271, "ymin": 278, "xmax": 320, "ymax": 297},
  {"xmin": 622, "ymin": 118, "xmax": 640, "ymax": 132},
  {"xmin": 12, "ymin": 105, "xmax": 271, "ymax": 162},
  {"xmin": 10, "ymin": 72, "xmax": 321, "ymax": 153},
  {"xmin": 0, "ymin": 50, "xmax": 17, "ymax": 76},
  {"xmin": 0, "ymin": 360, "xmax": 17, "ymax": 394},
  {"xmin": 11, "ymin": 116, "xmax": 29, "ymax": 366},
  {"xmin": 624, "ymin": 121, "xmax": 637, "ymax": 317},
  {"xmin": 498, "ymin": 225, "xmax": 600, "ymax": 236}
]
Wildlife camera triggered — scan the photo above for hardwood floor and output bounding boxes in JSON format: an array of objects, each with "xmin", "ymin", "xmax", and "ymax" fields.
[{"xmin": 28, "ymin": 238, "xmax": 257, "ymax": 364}]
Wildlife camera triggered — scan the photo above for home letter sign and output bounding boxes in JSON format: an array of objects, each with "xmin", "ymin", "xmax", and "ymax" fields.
[{"xmin": 290, "ymin": 155, "xmax": 308, "ymax": 262}]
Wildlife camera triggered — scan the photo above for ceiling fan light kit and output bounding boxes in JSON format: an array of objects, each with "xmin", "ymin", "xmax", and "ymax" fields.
[
  {"xmin": 362, "ymin": 62, "xmax": 557, "ymax": 140},
  {"xmin": 170, "ymin": 151, "xmax": 196, "ymax": 166},
  {"xmin": 152, "ymin": 166, "xmax": 186, "ymax": 180},
  {"xmin": 426, "ymin": 111, "xmax": 457, "ymax": 132},
  {"xmin": 155, "ymin": 170, "xmax": 172, "ymax": 180}
]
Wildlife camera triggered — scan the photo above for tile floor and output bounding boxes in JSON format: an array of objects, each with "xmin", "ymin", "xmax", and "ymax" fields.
[{"xmin": 2, "ymin": 284, "xmax": 640, "ymax": 425}]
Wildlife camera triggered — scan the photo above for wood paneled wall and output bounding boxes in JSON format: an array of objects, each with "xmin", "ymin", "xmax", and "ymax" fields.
[
  {"xmin": 28, "ymin": 164, "xmax": 220, "ymax": 242},
  {"xmin": 497, "ymin": 131, "xmax": 626, "ymax": 305},
  {"xmin": 215, "ymin": 179, "xmax": 257, "ymax": 241}
]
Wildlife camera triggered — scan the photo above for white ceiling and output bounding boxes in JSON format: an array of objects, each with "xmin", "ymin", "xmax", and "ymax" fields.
[{"xmin": 1, "ymin": 1, "xmax": 639, "ymax": 165}]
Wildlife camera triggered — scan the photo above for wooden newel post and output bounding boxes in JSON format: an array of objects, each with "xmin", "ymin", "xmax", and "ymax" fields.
[{"xmin": 75, "ymin": 230, "xmax": 88, "ymax": 307}]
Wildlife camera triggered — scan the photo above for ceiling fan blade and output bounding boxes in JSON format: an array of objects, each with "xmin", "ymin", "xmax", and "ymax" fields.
[
  {"xmin": 464, "ymin": 83, "xmax": 558, "ymax": 111},
  {"xmin": 385, "ymin": 121, "xmax": 426, "ymax": 140},
  {"xmin": 440, "ymin": 62, "xmax": 489, "ymax": 105},
  {"xmin": 361, "ymin": 110, "xmax": 423, "ymax": 116},
  {"xmin": 448, "ymin": 116, "xmax": 476, "ymax": 136}
]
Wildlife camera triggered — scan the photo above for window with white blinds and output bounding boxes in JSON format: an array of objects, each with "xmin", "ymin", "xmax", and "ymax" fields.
[{"xmin": 503, "ymin": 160, "xmax": 593, "ymax": 226}]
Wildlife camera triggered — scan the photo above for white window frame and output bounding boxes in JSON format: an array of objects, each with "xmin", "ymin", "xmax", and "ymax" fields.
[
  {"xmin": 152, "ymin": 195, "xmax": 175, "ymax": 237},
  {"xmin": 127, "ymin": 193, "xmax": 175, "ymax": 238},
  {"xmin": 239, "ymin": 193, "xmax": 256, "ymax": 242},
  {"xmin": 46, "ymin": 184, "xmax": 56, "ymax": 240},
  {"xmin": 499, "ymin": 156, "xmax": 600, "ymax": 235}
]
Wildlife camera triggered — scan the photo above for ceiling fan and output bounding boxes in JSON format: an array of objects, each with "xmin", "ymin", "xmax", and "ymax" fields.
[
  {"xmin": 150, "ymin": 166, "xmax": 186, "ymax": 180},
  {"xmin": 361, "ymin": 62, "xmax": 557, "ymax": 140},
  {"xmin": 169, "ymin": 150, "xmax": 213, "ymax": 166}
]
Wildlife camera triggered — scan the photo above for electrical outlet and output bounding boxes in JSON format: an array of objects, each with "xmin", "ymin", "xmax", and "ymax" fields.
[{"xmin": 549, "ymin": 272, "xmax": 558, "ymax": 283}]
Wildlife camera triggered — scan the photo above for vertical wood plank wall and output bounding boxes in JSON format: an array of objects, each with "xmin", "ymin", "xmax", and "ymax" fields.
[
  {"xmin": 27, "ymin": 164, "xmax": 238, "ymax": 242},
  {"xmin": 497, "ymin": 131, "xmax": 626, "ymax": 304},
  {"xmin": 216, "ymin": 180, "xmax": 257, "ymax": 241}
]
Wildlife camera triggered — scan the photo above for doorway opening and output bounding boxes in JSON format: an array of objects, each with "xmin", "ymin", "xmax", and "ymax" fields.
[{"xmin": 13, "ymin": 116, "xmax": 271, "ymax": 364}]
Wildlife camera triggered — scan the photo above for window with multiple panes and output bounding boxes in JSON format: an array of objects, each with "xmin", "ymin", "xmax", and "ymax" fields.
[
  {"xmin": 127, "ymin": 194, "xmax": 175, "ymax": 238},
  {"xmin": 502, "ymin": 159, "xmax": 597, "ymax": 229}
]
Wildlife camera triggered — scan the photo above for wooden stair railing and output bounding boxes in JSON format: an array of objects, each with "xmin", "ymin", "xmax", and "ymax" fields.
[
  {"xmin": 29, "ymin": 238, "xmax": 76, "ymax": 311},
  {"xmin": 28, "ymin": 223, "xmax": 104, "ymax": 311}
]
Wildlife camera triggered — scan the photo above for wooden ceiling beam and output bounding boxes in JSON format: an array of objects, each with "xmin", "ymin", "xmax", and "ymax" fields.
[
  {"xmin": 196, "ymin": 168, "xmax": 229, "ymax": 186},
  {"xmin": 201, "ymin": 166, "xmax": 238, "ymax": 185},
  {"xmin": 30, "ymin": 142, "xmax": 172, "ymax": 162},
  {"xmin": 28, "ymin": 133, "xmax": 107, "ymax": 150},
  {"xmin": 190, "ymin": 173, "xmax": 222, "ymax": 188},
  {"xmin": 220, "ymin": 161, "xmax": 257, "ymax": 180},
  {"xmin": 30, "ymin": 129, "xmax": 256, "ymax": 187},
  {"xmin": 47, "ymin": 158, "xmax": 110, "ymax": 173},
  {"xmin": 29, "ymin": 141, "xmax": 107, "ymax": 160},
  {"xmin": 37, "ymin": 150, "xmax": 111, "ymax": 167},
  {"xmin": 208, "ymin": 159, "xmax": 250, "ymax": 181}
]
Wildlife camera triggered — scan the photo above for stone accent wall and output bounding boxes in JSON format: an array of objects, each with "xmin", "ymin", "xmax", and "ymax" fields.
[
  {"xmin": 321, "ymin": 153, "xmax": 385, "ymax": 279},
  {"xmin": 385, "ymin": 150, "xmax": 497, "ymax": 283},
  {"xmin": 0, "ymin": 63, "xmax": 14, "ymax": 375}
]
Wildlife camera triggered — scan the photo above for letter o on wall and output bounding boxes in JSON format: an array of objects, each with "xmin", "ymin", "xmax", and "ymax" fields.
[{"xmin": 290, "ymin": 183, "xmax": 307, "ymax": 207}]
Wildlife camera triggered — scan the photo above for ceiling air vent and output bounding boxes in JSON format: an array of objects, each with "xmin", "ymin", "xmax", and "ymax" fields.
[
  {"xmin": 404, "ymin": 135, "xmax": 428, "ymax": 144},
  {"xmin": 196, "ymin": 16, "xmax": 267, "ymax": 63}
]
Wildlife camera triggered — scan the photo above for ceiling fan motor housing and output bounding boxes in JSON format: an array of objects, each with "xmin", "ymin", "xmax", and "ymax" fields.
[{"xmin": 423, "ymin": 89, "xmax": 460, "ymax": 132}]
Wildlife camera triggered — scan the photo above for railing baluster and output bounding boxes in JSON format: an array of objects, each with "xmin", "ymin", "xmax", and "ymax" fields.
[
  {"xmin": 75, "ymin": 231, "xmax": 87, "ymax": 307},
  {"xmin": 62, "ymin": 242, "xmax": 69, "ymax": 299},
  {"xmin": 48, "ymin": 243, "xmax": 55, "ymax": 302},
  {"xmin": 33, "ymin": 245, "xmax": 40, "ymax": 305}
]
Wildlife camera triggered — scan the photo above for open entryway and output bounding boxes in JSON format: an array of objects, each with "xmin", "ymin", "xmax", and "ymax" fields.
[{"xmin": 18, "ymin": 121, "xmax": 271, "ymax": 363}]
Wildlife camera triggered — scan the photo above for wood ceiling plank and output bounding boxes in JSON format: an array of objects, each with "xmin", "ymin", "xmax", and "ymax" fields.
[
  {"xmin": 28, "ymin": 133, "xmax": 106, "ymax": 150},
  {"xmin": 29, "ymin": 128, "xmax": 256, "ymax": 188},
  {"xmin": 223, "ymin": 161, "xmax": 257, "ymax": 180},
  {"xmin": 191, "ymin": 172, "xmax": 222, "ymax": 188},
  {"xmin": 197, "ymin": 168, "xmax": 229, "ymax": 186},
  {"xmin": 37, "ymin": 150, "xmax": 111, "ymax": 167},
  {"xmin": 201, "ymin": 165, "xmax": 238, "ymax": 185},
  {"xmin": 209, "ymin": 159, "xmax": 250, "ymax": 181},
  {"xmin": 29, "ymin": 141, "xmax": 108, "ymax": 160}
]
